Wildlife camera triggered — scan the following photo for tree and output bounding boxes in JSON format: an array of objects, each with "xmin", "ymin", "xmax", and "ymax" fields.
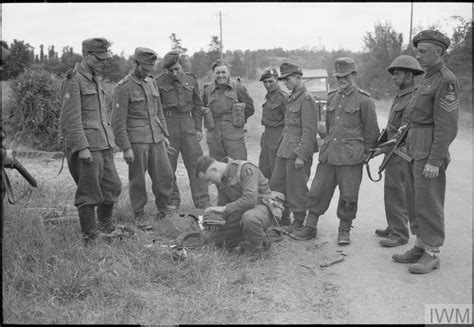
[
  {"xmin": 2, "ymin": 39, "xmax": 34, "ymax": 79},
  {"xmin": 230, "ymin": 50, "xmax": 245, "ymax": 77},
  {"xmin": 169, "ymin": 33, "xmax": 188, "ymax": 53}
]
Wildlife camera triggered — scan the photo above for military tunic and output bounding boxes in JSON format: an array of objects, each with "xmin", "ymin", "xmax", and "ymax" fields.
[
  {"xmin": 202, "ymin": 79, "xmax": 255, "ymax": 161},
  {"xmin": 112, "ymin": 73, "xmax": 173, "ymax": 215},
  {"xmin": 59, "ymin": 63, "xmax": 122, "ymax": 236},
  {"xmin": 305, "ymin": 85, "xmax": 379, "ymax": 227},
  {"xmin": 405, "ymin": 61, "xmax": 459, "ymax": 248},
  {"xmin": 206, "ymin": 158, "xmax": 273, "ymax": 250},
  {"xmin": 258, "ymin": 87, "xmax": 287, "ymax": 179},
  {"xmin": 381, "ymin": 82, "xmax": 417, "ymax": 242},
  {"xmin": 155, "ymin": 72, "xmax": 210, "ymax": 208},
  {"xmin": 269, "ymin": 84, "xmax": 318, "ymax": 221}
]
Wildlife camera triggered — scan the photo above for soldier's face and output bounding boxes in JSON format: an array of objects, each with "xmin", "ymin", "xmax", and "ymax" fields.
[
  {"xmin": 263, "ymin": 76, "xmax": 278, "ymax": 92},
  {"xmin": 336, "ymin": 73, "xmax": 355, "ymax": 91},
  {"xmin": 213, "ymin": 65, "xmax": 230, "ymax": 85},
  {"xmin": 282, "ymin": 74, "xmax": 298, "ymax": 91},
  {"xmin": 167, "ymin": 62, "xmax": 182, "ymax": 80},
  {"xmin": 86, "ymin": 52, "xmax": 107, "ymax": 72},
  {"xmin": 134, "ymin": 62, "xmax": 152, "ymax": 80},
  {"xmin": 198, "ymin": 166, "xmax": 221, "ymax": 185},
  {"xmin": 392, "ymin": 70, "xmax": 412, "ymax": 88},
  {"xmin": 415, "ymin": 42, "xmax": 442, "ymax": 69}
]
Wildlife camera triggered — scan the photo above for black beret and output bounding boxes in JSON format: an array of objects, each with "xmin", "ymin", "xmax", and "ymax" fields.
[
  {"xmin": 162, "ymin": 50, "xmax": 181, "ymax": 69},
  {"xmin": 413, "ymin": 30, "xmax": 450, "ymax": 50},
  {"xmin": 259, "ymin": 67, "xmax": 279, "ymax": 81}
]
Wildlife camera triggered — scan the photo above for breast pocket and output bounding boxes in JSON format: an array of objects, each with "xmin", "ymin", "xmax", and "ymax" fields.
[
  {"xmin": 180, "ymin": 84, "xmax": 194, "ymax": 104},
  {"xmin": 342, "ymin": 106, "xmax": 361, "ymax": 128},
  {"xmin": 80, "ymin": 83, "xmax": 98, "ymax": 111},
  {"xmin": 413, "ymin": 89, "xmax": 435, "ymax": 116},
  {"xmin": 388, "ymin": 103, "xmax": 406, "ymax": 130},
  {"xmin": 159, "ymin": 86, "xmax": 175, "ymax": 108}
]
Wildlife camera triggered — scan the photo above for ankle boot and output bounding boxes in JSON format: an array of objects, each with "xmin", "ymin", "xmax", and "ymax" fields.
[
  {"xmin": 97, "ymin": 203, "xmax": 115, "ymax": 233},
  {"xmin": 408, "ymin": 252, "xmax": 440, "ymax": 274},
  {"xmin": 337, "ymin": 220, "xmax": 352, "ymax": 245}
]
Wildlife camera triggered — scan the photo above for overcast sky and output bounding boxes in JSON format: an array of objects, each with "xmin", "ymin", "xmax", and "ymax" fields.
[{"xmin": 2, "ymin": 2, "xmax": 472, "ymax": 58}]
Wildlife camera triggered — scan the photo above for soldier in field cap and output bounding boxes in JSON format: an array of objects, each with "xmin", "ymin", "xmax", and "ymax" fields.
[
  {"xmin": 269, "ymin": 63, "xmax": 319, "ymax": 233},
  {"xmin": 155, "ymin": 50, "xmax": 210, "ymax": 210},
  {"xmin": 392, "ymin": 30, "xmax": 459, "ymax": 274},
  {"xmin": 293, "ymin": 57, "xmax": 380, "ymax": 245},
  {"xmin": 112, "ymin": 47, "xmax": 174, "ymax": 229},
  {"xmin": 59, "ymin": 37, "xmax": 128, "ymax": 245},
  {"xmin": 202, "ymin": 58, "xmax": 255, "ymax": 161}
]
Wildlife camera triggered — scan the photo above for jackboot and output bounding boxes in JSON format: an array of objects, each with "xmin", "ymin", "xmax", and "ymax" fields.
[
  {"xmin": 337, "ymin": 220, "xmax": 352, "ymax": 245},
  {"xmin": 97, "ymin": 203, "xmax": 115, "ymax": 234},
  {"xmin": 392, "ymin": 246, "xmax": 425, "ymax": 264},
  {"xmin": 78, "ymin": 205, "xmax": 99, "ymax": 245},
  {"xmin": 408, "ymin": 253, "xmax": 440, "ymax": 274}
]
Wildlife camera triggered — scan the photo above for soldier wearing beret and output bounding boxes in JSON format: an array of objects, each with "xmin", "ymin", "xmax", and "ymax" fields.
[
  {"xmin": 202, "ymin": 59, "xmax": 255, "ymax": 161},
  {"xmin": 269, "ymin": 63, "xmax": 319, "ymax": 233},
  {"xmin": 59, "ymin": 37, "xmax": 126, "ymax": 244},
  {"xmin": 373, "ymin": 55, "xmax": 424, "ymax": 248},
  {"xmin": 293, "ymin": 58, "xmax": 380, "ymax": 245},
  {"xmin": 155, "ymin": 51, "xmax": 210, "ymax": 209},
  {"xmin": 112, "ymin": 47, "xmax": 174, "ymax": 228},
  {"xmin": 392, "ymin": 30, "xmax": 459, "ymax": 274},
  {"xmin": 195, "ymin": 155, "xmax": 275, "ymax": 262}
]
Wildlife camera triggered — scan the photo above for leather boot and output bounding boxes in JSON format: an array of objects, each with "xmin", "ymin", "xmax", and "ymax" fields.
[
  {"xmin": 408, "ymin": 253, "xmax": 440, "ymax": 274},
  {"xmin": 78, "ymin": 205, "xmax": 99, "ymax": 244},
  {"xmin": 392, "ymin": 246, "xmax": 425, "ymax": 264},
  {"xmin": 291, "ymin": 226, "xmax": 317, "ymax": 240},
  {"xmin": 282, "ymin": 212, "xmax": 305, "ymax": 233},
  {"xmin": 97, "ymin": 203, "xmax": 115, "ymax": 233},
  {"xmin": 337, "ymin": 220, "xmax": 352, "ymax": 245},
  {"xmin": 375, "ymin": 227, "xmax": 390, "ymax": 237}
]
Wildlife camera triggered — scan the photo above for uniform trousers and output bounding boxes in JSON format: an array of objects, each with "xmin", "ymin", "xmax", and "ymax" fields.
[
  {"xmin": 165, "ymin": 115, "xmax": 210, "ymax": 208},
  {"xmin": 305, "ymin": 163, "xmax": 362, "ymax": 228},
  {"xmin": 206, "ymin": 120, "xmax": 247, "ymax": 161},
  {"xmin": 128, "ymin": 141, "xmax": 173, "ymax": 215},
  {"xmin": 384, "ymin": 156, "xmax": 409, "ymax": 241},
  {"xmin": 258, "ymin": 126, "xmax": 284, "ymax": 179},
  {"xmin": 269, "ymin": 156, "xmax": 312, "ymax": 220},
  {"xmin": 405, "ymin": 157, "xmax": 447, "ymax": 248},
  {"xmin": 206, "ymin": 203, "xmax": 272, "ymax": 250}
]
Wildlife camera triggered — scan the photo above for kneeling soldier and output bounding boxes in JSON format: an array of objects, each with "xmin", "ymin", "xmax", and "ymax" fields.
[{"xmin": 196, "ymin": 155, "xmax": 277, "ymax": 262}]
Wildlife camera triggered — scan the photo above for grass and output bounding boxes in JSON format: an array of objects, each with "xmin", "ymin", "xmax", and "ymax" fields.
[{"xmin": 2, "ymin": 79, "xmax": 472, "ymax": 324}]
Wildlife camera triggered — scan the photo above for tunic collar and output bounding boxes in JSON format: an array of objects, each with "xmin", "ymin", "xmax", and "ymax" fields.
[
  {"xmin": 289, "ymin": 84, "xmax": 306, "ymax": 100},
  {"xmin": 338, "ymin": 84, "xmax": 357, "ymax": 96},
  {"xmin": 266, "ymin": 87, "xmax": 281, "ymax": 101},
  {"xmin": 76, "ymin": 63, "xmax": 94, "ymax": 81},
  {"xmin": 425, "ymin": 61, "xmax": 444, "ymax": 79},
  {"xmin": 396, "ymin": 82, "xmax": 417, "ymax": 97}
]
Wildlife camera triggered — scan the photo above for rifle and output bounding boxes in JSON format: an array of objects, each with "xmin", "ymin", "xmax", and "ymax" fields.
[
  {"xmin": 363, "ymin": 128, "xmax": 388, "ymax": 165},
  {"xmin": 10, "ymin": 156, "xmax": 38, "ymax": 187},
  {"xmin": 365, "ymin": 123, "xmax": 413, "ymax": 182}
]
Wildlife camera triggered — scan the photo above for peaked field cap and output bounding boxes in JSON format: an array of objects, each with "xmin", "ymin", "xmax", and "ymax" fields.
[
  {"xmin": 211, "ymin": 58, "xmax": 230, "ymax": 71},
  {"xmin": 333, "ymin": 57, "xmax": 356, "ymax": 77},
  {"xmin": 412, "ymin": 29, "xmax": 450, "ymax": 49},
  {"xmin": 278, "ymin": 63, "xmax": 302, "ymax": 79},
  {"xmin": 260, "ymin": 67, "xmax": 279, "ymax": 81},
  {"xmin": 162, "ymin": 50, "xmax": 180, "ymax": 69},
  {"xmin": 82, "ymin": 37, "xmax": 112, "ymax": 59},
  {"xmin": 134, "ymin": 47, "xmax": 157, "ymax": 70}
]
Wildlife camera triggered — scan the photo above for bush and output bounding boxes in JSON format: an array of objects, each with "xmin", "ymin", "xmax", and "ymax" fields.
[{"xmin": 5, "ymin": 68, "xmax": 62, "ymax": 151}]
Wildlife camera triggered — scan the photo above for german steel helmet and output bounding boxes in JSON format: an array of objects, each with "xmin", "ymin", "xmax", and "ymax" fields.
[{"xmin": 387, "ymin": 55, "xmax": 424, "ymax": 75}]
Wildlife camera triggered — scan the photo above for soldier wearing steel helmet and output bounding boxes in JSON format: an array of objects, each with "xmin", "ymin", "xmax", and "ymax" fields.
[
  {"xmin": 112, "ymin": 47, "xmax": 174, "ymax": 228},
  {"xmin": 392, "ymin": 30, "xmax": 459, "ymax": 274},
  {"xmin": 59, "ymin": 38, "xmax": 126, "ymax": 244},
  {"xmin": 372, "ymin": 55, "xmax": 424, "ymax": 248},
  {"xmin": 293, "ymin": 57, "xmax": 380, "ymax": 245}
]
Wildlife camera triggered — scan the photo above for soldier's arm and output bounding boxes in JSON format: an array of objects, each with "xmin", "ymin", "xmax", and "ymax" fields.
[
  {"xmin": 111, "ymin": 85, "xmax": 132, "ymax": 151},
  {"xmin": 192, "ymin": 77, "xmax": 203, "ymax": 132},
  {"xmin": 202, "ymin": 84, "xmax": 209, "ymax": 107},
  {"xmin": 217, "ymin": 188, "xmax": 231, "ymax": 206},
  {"xmin": 59, "ymin": 77, "xmax": 89, "ymax": 153},
  {"xmin": 294, "ymin": 95, "xmax": 318, "ymax": 161},
  {"xmin": 224, "ymin": 164, "xmax": 259, "ymax": 214},
  {"xmin": 360, "ymin": 98, "xmax": 380, "ymax": 153},
  {"xmin": 429, "ymin": 79, "xmax": 459, "ymax": 166},
  {"xmin": 155, "ymin": 87, "xmax": 169, "ymax": 137},
  {"xmin": 237, "ymin": 84, "xmax": 255, "ymax": 121}
]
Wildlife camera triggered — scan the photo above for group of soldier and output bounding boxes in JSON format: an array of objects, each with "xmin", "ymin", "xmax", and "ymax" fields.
[{"xmin": 2, "ymin": 28, "xmax": 458, "ymax": 274}]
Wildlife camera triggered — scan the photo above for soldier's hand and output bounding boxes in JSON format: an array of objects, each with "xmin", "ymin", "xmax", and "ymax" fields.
[
  {"xmin": 123, "ymin": 148, "xmax": 134, "ymax": 164},
  {"xmin": 78, "ymin": 148, "xmax": 93, "ymax": 164},
  {"xmin": 294, "ymin": 157, "xmax": 304, "ymax": 169},
  {"xmin": 196, "ymin": 131, "xmax": 203, "ymax": 142},
  {"xmin": 205, "ymin": 206, "xmax": 226, "ymax": 214},
  {"xmin": 423, "ymin": 163, "xmax": 439, "ymax": 178}
]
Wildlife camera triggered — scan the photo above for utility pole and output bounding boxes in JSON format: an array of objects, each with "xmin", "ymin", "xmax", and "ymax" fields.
[
  {"xmin": 408, "ymin": 2, "xmax": 414, "ymax": 48},
  {"xmin": 219, "ymin": 10, "xmax": 223, "ymax": 58}
]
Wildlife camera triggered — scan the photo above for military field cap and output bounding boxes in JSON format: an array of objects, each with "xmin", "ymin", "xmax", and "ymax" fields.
[
  {"xmin": 278, "ymin": 63, "xmax": 303, "ymax": 80},
  {"xmin": 162, "ymin": 50, "xmax": 180, "ymax": 69},
  {"xmin": 413, "ymin": 29, "xmax": 450, "ymax": 50},
  {"xmin": 1, "ymin": 45, "xmax": 10, "ymax": 61},
  {"xmin": 333, "ymin": 57, "xmax": 356, "ymax": 77},
  {"xmin": 211, "ymin": 58, "xmax": 230, "ymax": 71},
  {"xmin": 82, "ymin": 37, "xmax": 112, "ymax": 59},
  {"xmin": 133, "ymin": 47, "xmax": 157, "ymax": 70},
  {"xmin": 259, "ymin": 67, "xmax": 279, "ymax": 81}
]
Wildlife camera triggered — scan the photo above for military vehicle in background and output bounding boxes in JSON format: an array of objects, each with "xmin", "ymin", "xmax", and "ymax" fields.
[{"xmin": 302, "ymin": 69, "xmax": 329, "ymax": 138}]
